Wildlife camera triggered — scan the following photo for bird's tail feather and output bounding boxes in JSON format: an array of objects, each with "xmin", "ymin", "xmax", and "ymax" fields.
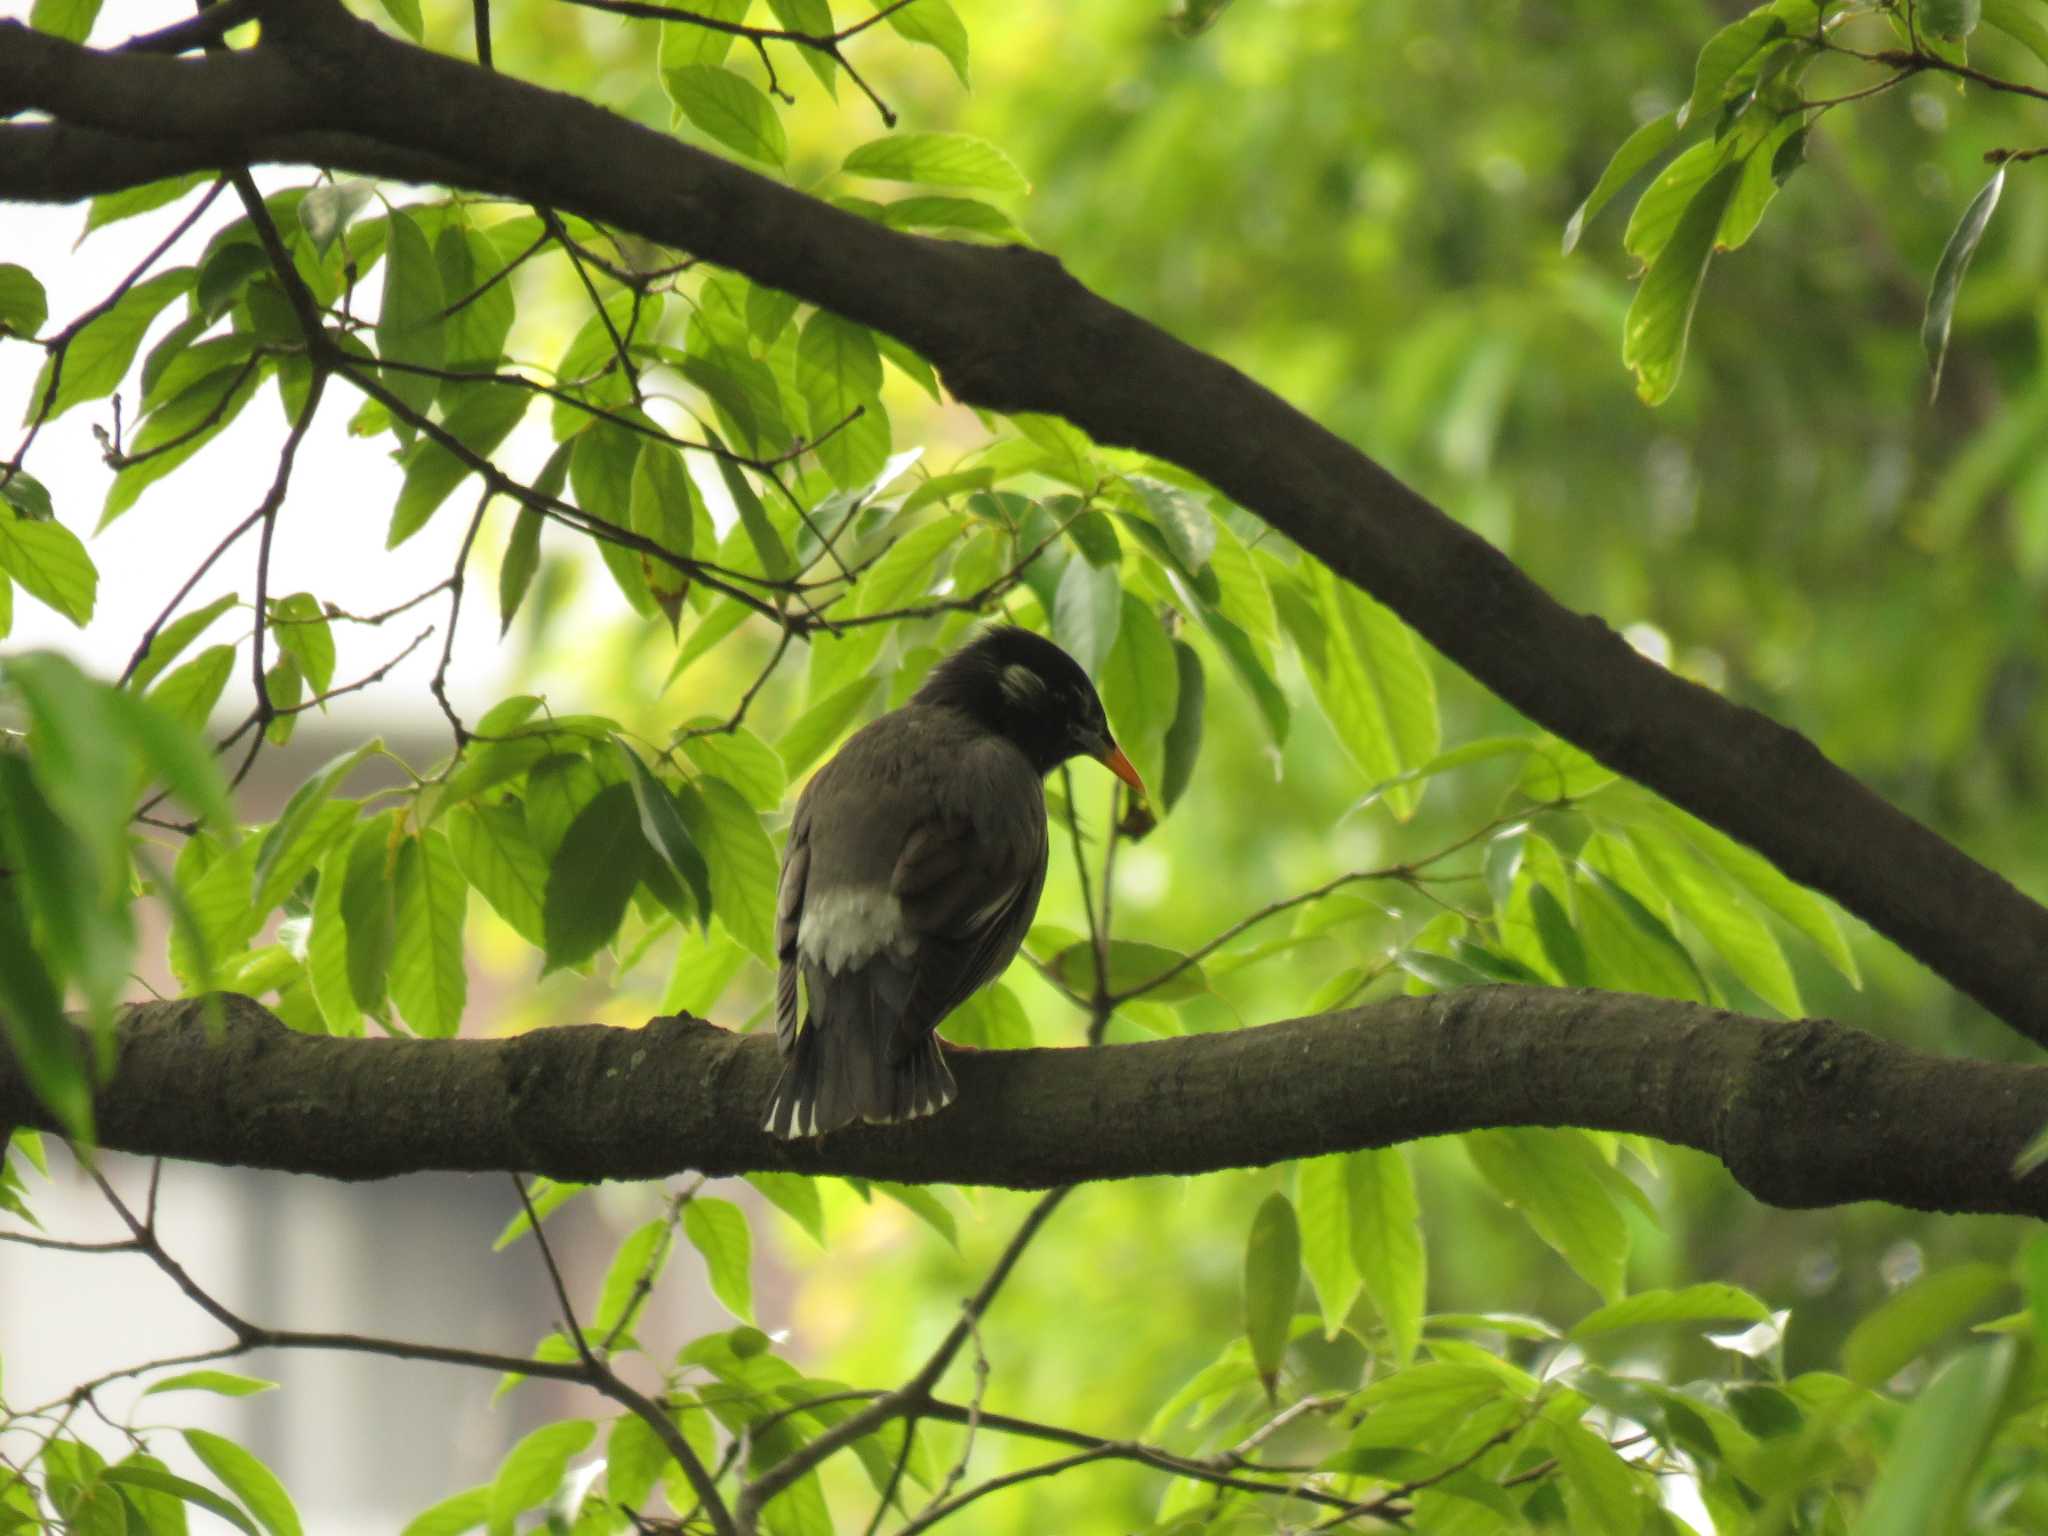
[{"xmin": 762, "ymin": 965, "xmax": 957, "ymax": 1139}]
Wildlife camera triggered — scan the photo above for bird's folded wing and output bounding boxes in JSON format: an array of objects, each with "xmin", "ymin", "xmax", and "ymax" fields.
[
  {"xmin": 774, "ymin": 800, "xmax": 812, "ymax": 1052},
  {"xmin": 889, "ymin": 810, "xmax": 1049, "ymax": 1057}
]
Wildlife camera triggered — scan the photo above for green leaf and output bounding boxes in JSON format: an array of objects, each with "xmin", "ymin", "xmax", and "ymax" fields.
[
  {"xmin": 297, "ymin": 179, "xmax": 378, "ymax": 256},
  {"xmin": 675, "ymin": 776, "xmax": 779, "ymax": 960},
  {"xmin": 101, "ymin": 362, "xmax": 266, "ymax": 527},
  {"xmin": 882, "ymin": 0, "xmax": 970, "ymax": 85},
  {"xmin": 83, "ymin": 175, "xmax": 214, "ymax": 241},
  {"xmin": 28, "ymin": 268, "xmax": 191, "ymax": 422},
  {"xmin": 878, "ymin": 196, "xmax": 1023, "ymax": 241},
  {"xmin": 842, "ymin": 132, "xmax": 1029, "ymax": 194},
  {"xmin": 543, "ymin": 781, "xmax": 647, "ymax": 968},
  {"xmin": 1305, "ymin": 565, "xmax": 1439, "ymax": 818},
  {"xmin": 129, "ymin": 592, "xmax": 238, "ymax": 691},
  {"xmin": 1550, "ymin": 1419, "xmax": 1647, "ymax": 1535},
  {"xmin": 0, "ymin": 467, "xmax": 52, "ymax": 524},
  {"xmin": 376, "ymin": 210, "xmax": 446, "ymax": 433},
  {"xmin": 181, "ymin": 1431, "xmax": 301, "ymax": 1536},
  {"xmin": 1985, "ymin": 0, "xmax": 2048, "ymax": 69},
  {"xmin": 1464, "ymin": 1128, "xmax": 1630, "ymax": 1302},
  {"xmin": 487, "ymin": 1421, "xmax": 595, "ymax": 1536},
  {"xmin": 1620, "ymin": 822, "xmax": 1799, "ymax": 1014},
  {"xmin": 29, "ymin": 0, "xmax": 101, "ymax": 40},
  {"xmin": 1244, "ymin": 1192, "xmax": 1302, "ymax": 1398},
  {"xmin": 779, "ymin": 674, "xmax": 883, "ymax": 782},
  {"xmin": 1155, "ymin": 639, "xmax": 1207, "ymax": 814},
  {"xmin": 1572, "ymin": 1284, "xmax": 1772, "ymax": 1339},
  {"xmin": 1679, "ymin": 7, "xmax": 1788, "ymax": 130},
  {"xmin": 678, "ymin": 722, "xmax": 786, "ymax": 811},
  {"xmin": 874, "ymin": 1180, "xmax": 959, "ymax": 1249},
  {"xmin": 0, "ymin": 842, "xmax": 90, "ymax": 1137},
  {"xmin": 337, "ymin": 813, "xmax": 399, "ymax": 1013},
  {"xmin": 390, "ymin": 829, "xmax": 468, "ymax": 1036},
  {"xmin": 0, "ymin": 265, "xmax": 48, "ymax": 338},
  {"xmin": 684, "ymin": 1196, "xmax": 755, "ymax": 1321},
  {"xmin": 668, "ymin": 65, "xmax": 789, "ymax": 167},
  {"xmin": 0, "ymin": 506, "xmax": 97, "ymax": 624},
  {"xmin": 946, "ymin": 980, "xmax": 1032, "ymax": 1048},
  {"xmin": 397, "ymin": 1485, "xmax": 489, "ymax": 1536},
  {"xmin": 389, "ymin": 382, "xmax": 530, "ymax": 547},
  {"xmin": 854, "ymin": 516, "xmax": 962, "ymax": 615},
  {"xmin": 1574, "ymin": 866, "xmax": 1705, "ymax": 1001},
  {"xmin": 1563, "ymin": 111, "xmax": 1680, "ymax": 255},
  {"xmin": 593, "ymin": 1216, "xmax": 674, "ymax": 1342},
  {"xmin": 659, "ymin": 0, "xmax": 748, "ymax": 68},
  {"xmin": 619, "ymin": 758, "xmax": 711, "ymax": 929},
  {"xmin": 1052, "ymin": 938, "xmax": 1205, "ymax": 1001},
  {"xmin": 1844, "ymin": 1264, "xmax": 2009, "ymax": 1385},
  {"xmin": 101, "ymin": 1464, "xmax": 258, "ymax": 1536},
  {"xmin": 1923, "ymin": 167, "xmax": 2006, "ymax": 402},
  {"xmin": 373, "ymin": 0, "xmax": 424, "ymax": 39},
  {"xmin": 1624, "ymin": 162, "xmax": 1741, "ymax": 406},
  {"xmin": 1851, "ymin": 1342, "xmax": 2011, "ymax": 1536},
  {"xmin": 746, "ymin": 1171, "xmax": 826, "ymax": 1243},
  {"xmin": 143, "ymin": 1370, "xmax": 279, "ymax": 1399},
  {"xmin": 717, "ymin": 457, "xmax": 793, "ymax": 581},
  {"xmin": 1296, "ymin": 1155, "xmax": 1362, "ymax": 1340},
  {"xmin": 499, "ymin": 505, "xmax": 544, "ymax": 637},
  {"xmin": 254, "ymin": 745, "xmax": 373, "ymax": 914},
  {"xmin": 1350, "ymin": 1147, "xmax": 1425, "ymax": 1365},
  {"xmin": 796, "ymin": 311, "xmax": 884, "ymax": 491},
  {"xmin": 445, "ymin": 803, "xmax": 549, "ymax": 947},
  {"xmin": 1052, "ymin": 555, "xmax": 1122, "ymax": 678}
]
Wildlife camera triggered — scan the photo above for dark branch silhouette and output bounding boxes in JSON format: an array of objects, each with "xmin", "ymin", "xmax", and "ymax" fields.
[{"xmin": 3, "ymin": 991, "xmax": 2044, "ymax": 1219}]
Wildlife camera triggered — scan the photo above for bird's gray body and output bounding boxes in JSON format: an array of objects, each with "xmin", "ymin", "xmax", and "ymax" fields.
[{"xmin": 765, "ymin": 704, "xmax": 1050, "ymax": 1138}]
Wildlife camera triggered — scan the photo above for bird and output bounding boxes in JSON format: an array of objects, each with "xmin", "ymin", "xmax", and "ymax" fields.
[{"xmin": 764, "ymin": 626, "xmax": 1145, "ymax": 1139}]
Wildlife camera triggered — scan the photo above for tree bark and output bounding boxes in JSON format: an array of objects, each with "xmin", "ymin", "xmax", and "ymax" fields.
[
  {"xmin": 5, "ymin": 7, "xmax": 2048, "ymax": 1043},
  {"xmin": 4, "ymin": 991, "xmax": 2044, "ymax": 1218}
]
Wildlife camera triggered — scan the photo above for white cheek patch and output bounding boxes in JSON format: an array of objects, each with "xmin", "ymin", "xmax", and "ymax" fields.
[
  {"xmin": 799, "ymin": 887, "xmax": 913, "ymax": 973},
  {"xmin": 999, "ymin": 664, "xmax": 1047, "ymax": 705}
]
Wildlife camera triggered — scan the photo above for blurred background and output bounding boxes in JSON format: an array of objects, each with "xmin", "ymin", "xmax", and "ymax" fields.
[{"xmin": 5, "ymin": 0, "xmax": 2046, "ymax": 1528}]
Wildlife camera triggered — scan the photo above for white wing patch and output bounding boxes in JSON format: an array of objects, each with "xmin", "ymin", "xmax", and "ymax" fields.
[{"xmin": 798, "ymin": 887, "xmax": 914, "ymax": 973}]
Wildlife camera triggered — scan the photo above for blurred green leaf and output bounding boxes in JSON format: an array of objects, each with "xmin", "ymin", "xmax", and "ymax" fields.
[
  {"xmin": 1844, "ymin": 1265, "xmax": 2009, "ymax": 1386},
  {"xmin": 842, "ymin": 131, "xmax": 1028, "ymax": 194},
  {"xmin": 684, "ymin": 1196, "xmax": 755, "ymax": 1322},
  {"xmin": 182, "ymin": 1431, "xmax": 301, "ymax": 1536},
  {"xmin": 486, "ymin": 1420, "xmax": 594, "ymax": 1536},
  {"xmin": 1244, "ymin": 1191, "xmax": 1301, "ymax": 1399},
  {"xmin": 1465, "ymin": 1128, "xmax": 1630, "ymax": 1302},
  {"xmin": 1923, "ymin": 167, "xmax": 2005, "ymax": 403},
  {"xmin": 668, "ymin": 65, "xmax": 789, "ymax": 167}
]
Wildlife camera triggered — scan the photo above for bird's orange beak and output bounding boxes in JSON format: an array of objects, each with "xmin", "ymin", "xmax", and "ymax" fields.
[{"xmin": 1097, "ymin": 741, "xmax": 1146, "ymax": 794}]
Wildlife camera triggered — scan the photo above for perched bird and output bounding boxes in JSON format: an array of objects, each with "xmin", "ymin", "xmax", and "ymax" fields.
[{"xmin": 764, "ymin": 627, "xmax": 1145, "ymax": 1139}]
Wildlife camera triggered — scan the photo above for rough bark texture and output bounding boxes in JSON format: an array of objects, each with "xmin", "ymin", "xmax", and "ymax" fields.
[
  {"xmin": 3, "ymin": 992, "xmax": 2044, "ymax": 1218},
  {"xmin": 7, "ymin": 8, "xmax": 2048, "ymax": 1043}
]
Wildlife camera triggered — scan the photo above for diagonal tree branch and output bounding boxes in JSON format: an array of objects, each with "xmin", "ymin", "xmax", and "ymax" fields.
[
  {"xmin": 4, "ymin": 10, "xmax": 2048, "ymax": 1043},
  {"xmin": 3, "ymin": 991, "xmax": 2046, "ymax": 1219}
]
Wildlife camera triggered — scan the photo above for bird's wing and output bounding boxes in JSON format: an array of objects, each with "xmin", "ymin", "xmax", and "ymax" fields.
[
  {"xmin": 774, "ymin": 792, "xmax": 813, "ymax": 1054},
  {"xmin": 888, "ymin": 777, "xmax": 1048, "ymax": 1059}
]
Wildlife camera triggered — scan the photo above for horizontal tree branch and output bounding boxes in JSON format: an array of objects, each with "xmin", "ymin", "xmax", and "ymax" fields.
[
  {"xmin": 5, "ymin": 6, "xmax": 2048, "ymax": 1042},
  {"xmin": 4, "ymin": 990, "xmax": 2045, "ymax": 1218}
]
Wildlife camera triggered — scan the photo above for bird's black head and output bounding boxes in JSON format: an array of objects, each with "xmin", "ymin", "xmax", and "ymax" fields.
[{"xmin": 913, "ymin": 627, "xmax": 1144, "ymax": 789}]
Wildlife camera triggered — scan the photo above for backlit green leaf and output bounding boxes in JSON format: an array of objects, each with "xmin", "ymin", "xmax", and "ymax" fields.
[
  {"xmin": 684, "ymin": 1196, "xmax": 755, "ymax": 1322},
  {"xmin": 1244, "ymin": 1192, "xmax": 1302, "ymax": 1398},
  {"xmin": 390, "ymin": 829, "xmax": 468, "ymax": 1036},
  {"xmin": 842, "ymin": 132, "xmax": 1028, "ymax": 194}
]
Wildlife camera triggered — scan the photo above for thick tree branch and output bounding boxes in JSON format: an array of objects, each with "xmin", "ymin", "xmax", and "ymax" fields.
[
  {"xmin": 5, "ymin": 11, "xmax": 2048, "ymax": 1042},
  {"xmin": 3, "ymin": 991, "xmax": 2045, "ymax": 1218}
]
